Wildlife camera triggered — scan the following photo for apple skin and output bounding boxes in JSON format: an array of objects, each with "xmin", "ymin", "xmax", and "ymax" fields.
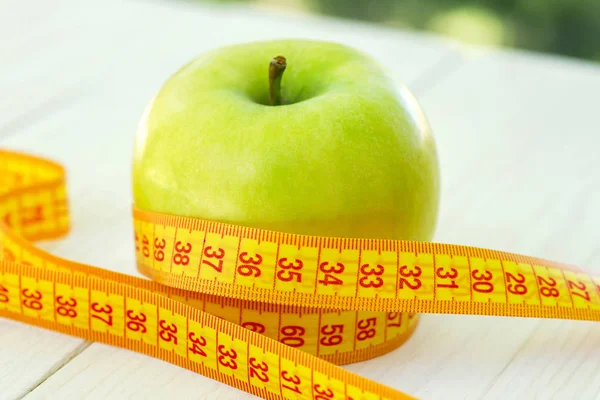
[{"xmin": 133, "ymin": 40, "xmax": 439, "ymax": 241}]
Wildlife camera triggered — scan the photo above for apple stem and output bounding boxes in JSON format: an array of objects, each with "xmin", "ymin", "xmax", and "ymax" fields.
[{"xmin": 269, "ymin": 56, "xmax": 287, "ymax": 106}]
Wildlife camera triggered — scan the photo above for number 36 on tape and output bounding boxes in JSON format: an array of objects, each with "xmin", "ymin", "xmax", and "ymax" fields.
[{"xmin": 0, "ymin": 149, "xmax": 599, "ymax": 400}]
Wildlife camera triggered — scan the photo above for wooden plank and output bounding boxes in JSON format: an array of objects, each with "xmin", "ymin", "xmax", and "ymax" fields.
[
  {"xmin": 0, "ymin": 1, "xmax": 458, "ymax": 399},
  {"xmin": 0, "ymin": 0, "xmax": 137, "ymax": 137},
  {"xmin": 23, "ymin": 44, "xmax": 600, "ymax": 398},
  {"xmin": 23, "ymin": 343, "xmax": 257, "ymax": 400},
  {"xmin": 0, "ymin": 320, "xmax": 89, "ymax": 400},
  {"xmin": 347, "ymin": 49, "xmax": 600, "ymax": 399},
  {"xmin": 0, "ymin": 0, "xmax": 460, "ymax": 139},
  {"xmin": 22, "ymin": 44, "xmax": 600, "ymax": 399}
]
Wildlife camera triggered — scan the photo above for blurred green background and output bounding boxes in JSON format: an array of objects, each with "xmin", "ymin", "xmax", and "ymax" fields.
[{"xmin": 186, "ymin": 0, "xmax": 600, "ymax": 62}]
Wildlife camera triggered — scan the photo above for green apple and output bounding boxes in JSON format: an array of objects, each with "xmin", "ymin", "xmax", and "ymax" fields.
[{"xmin": 132, "ymin": 40, "xmax": 439, "ymax": 241}]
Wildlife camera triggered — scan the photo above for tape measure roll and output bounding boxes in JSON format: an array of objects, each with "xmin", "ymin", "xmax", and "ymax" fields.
[{"xmin": 1, "ymin": 149, "xmax": 599, "ymax": 400}]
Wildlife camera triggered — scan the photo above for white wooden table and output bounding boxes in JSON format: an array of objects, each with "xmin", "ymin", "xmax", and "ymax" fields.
[{"xmin": 1, "ymin": 1, "xmax": 599, "ymax": 399}]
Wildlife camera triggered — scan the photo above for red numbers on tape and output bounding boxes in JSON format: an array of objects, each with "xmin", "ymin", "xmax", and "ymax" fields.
[
  {"xmin": 188, "ymin": 332, "xmax": 208, "ymax": 357},
  {"xmin": 276, "ymin": 258, "xmax": 303, "ymax": 283},
  {"xmin": 0, "ymin": 284, "xmax": 9, "ymax": 303},
  {"xmin": 173, "ymin": 241, "xmax": 192, "ymax": 266},
  {"xmin": 153, "ymin": 238, "xmax": 166, "ymax": 262},
  {"xmin": 241, "ymin": 321, "xmax": 266, "ymax": 334},
  {"xmin": 137, "ymin": 234, "xmax": 150, "ymax": 258},
  {"xmin": 387, "ymin": 312, "xmax": 402, "ymax": 328},
  {"xmin": 319, "ymin": 262, "xmax": 344, "ymax": 286},
  {"xmin": 159, "ymin": 319, "xmax": 178, "ymax": 344},
  {"xmin": 314, "ymin": 384, "xmax": 335, "ymax": 400},
  {"xmin": 281, "ymin": 370, "xmax": 302, "ymax": 394},
  {"xmin": 567, "ymin": 279, "xmax": 591, "ymax": 301},
  {"xmin": 359, "ymin": 264, "xmax": 384, "ymax": 289},
  {"xmin": 237, "ymin": 252, "xmax": 263, "ymax": 277},
  {"xmin": 56, "ymin": 296, "xmax": 77, "ymax": 318},
  {"xmin": 21, "ymin": 288, "xmax": 42, "ymax": 310},
  {"xmin": 398, "ymin": 265, "xmax": 422, "ymax": 290},
  {"xmin": 91, "ymin": 302, "xmax": 113, "ymax": 326},
  {"xmin": 202, "ymin": 246, "xmax": 225, "ymax": 273},
  {"xmin": 436, "ymin": 266, "xmax": 459, "ymax": 289},
  {"xmin": 471, "ymin": 269, "xmax": 494, "ymax": 293},
  {"xmin": 126, "ymin": 309, "xmax": 147, "ymax": 333},
  {"xmin": 357, "ymin": 318, "xmax": 376, "ymax": 341},
  {"xmin": 320, "ymin": 324, "xmax": 343, "ymax": 347},
  {"xmin": 280, "ymin": 325, "xmax": 305, "ymax": 348},
  {"xmin": 248, "ymin": 358, "xmax": 269, "ymax": 382},
  {"xmin": 537, "ymin": 276, "xmax": 559, "ymax": 298},
  {"xmin": 217, "ymin": 345, "xmax": 238, "ymax": 370},
  {"xmin": 506, "ymin": 272, "xmax": 527, "ymax": 295}
]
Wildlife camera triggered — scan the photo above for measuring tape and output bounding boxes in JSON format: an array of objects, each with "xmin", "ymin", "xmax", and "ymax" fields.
[{"xmin": 1, "ymin": 149, "xmax": 599, "ymax": 400}]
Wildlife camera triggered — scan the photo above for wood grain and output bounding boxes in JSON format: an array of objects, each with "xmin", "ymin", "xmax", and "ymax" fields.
[
  {"xmin": 0, "ymin": 0, "xmax": 456, "ymax": 399},
  {"xmin": 1, "ymin": 0, "xmax": 599, "ymax": 399}
]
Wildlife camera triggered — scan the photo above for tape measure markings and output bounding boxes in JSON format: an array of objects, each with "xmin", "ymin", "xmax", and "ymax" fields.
[
  {"xmin": 134, "ymin": 208, "xmax": 600, "ymax": 320},
  {"xmin": 1, "ymin": 260, "xmax": 417, "ymax": 400},
  {"xmin": 2, "ymin": 215, "xmax": 415, "ymax": 364},
  {"xmin": 1, "ymin": 149, "xmax": 599, "ymax": 400}
]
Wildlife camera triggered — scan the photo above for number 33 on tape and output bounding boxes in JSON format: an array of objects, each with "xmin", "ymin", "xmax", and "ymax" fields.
[{"xmin": 1, "ymin": 149, "xmax": 599, "ymax": 400}]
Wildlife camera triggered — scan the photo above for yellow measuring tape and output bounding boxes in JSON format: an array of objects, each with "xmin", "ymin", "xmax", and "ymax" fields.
[{"xmin": 1, "ymin": 149, "xmax": 599, "ymax": 400}]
